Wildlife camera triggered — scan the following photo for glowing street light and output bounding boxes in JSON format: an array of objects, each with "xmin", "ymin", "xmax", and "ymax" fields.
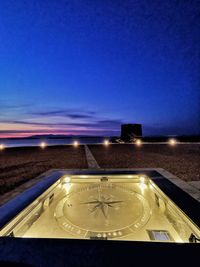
[
  {"xmin": 73, "ymin": 141, "xmax": 79, "ymax": 147},
  {"xmin": 104, "ymin": 139, "xmax": 109, "ymax": 146},
  {"xmin": 135, "ymin": 139, "xmax": 142, "ymax": 146},
  {"xmin": 40, "ymin": 142, "xmax": 46, "ymax": 149},
  {"xmin": 169, "ymin": 138, "xmax": 177, "ymax": 146},
  {"xmin": 0, "ymin": 144, "xmax": 5, "ymax": 151}
]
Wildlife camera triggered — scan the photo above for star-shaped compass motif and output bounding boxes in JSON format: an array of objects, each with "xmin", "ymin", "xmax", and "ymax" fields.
[{"xmin": 80, "ymin": 195, "xmax": 124, "ymax": 218}]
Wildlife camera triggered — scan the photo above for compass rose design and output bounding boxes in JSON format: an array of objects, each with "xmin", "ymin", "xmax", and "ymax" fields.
[
  {"xmin": 80, "ymin": 195, "xmax": 124, "ymax": 218},
  {"xmin": 55, "ymin": 183, "xmax": 151, "ymax": 238}
]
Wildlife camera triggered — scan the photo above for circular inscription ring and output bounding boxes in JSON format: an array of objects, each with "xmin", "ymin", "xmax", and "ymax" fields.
[{"xmin": 55, "ymin": 183, "xmax": 151, "ymax": 239}]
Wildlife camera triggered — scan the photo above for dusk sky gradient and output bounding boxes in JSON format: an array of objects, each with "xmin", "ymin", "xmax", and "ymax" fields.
[{"xmin": 0, "ymin": 0, "xmax": 199, "ymax": 137}]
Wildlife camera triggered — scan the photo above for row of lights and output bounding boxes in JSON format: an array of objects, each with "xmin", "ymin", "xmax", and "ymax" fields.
[
  {"xmin": 0, "ymin": 140, "xmax": 110, "ymax": 150},
  {"xmin": 39, "ymin": 140, "xmax": 110, "ymax": 148},
  {"xmin": 36, "ymin": 138, "xmax": 178, "ymax": 148},
  {"xmin": 0, "ymin": 138, "xmax": 178, "ymax": 151},
  {"xmin": 135, "ymin": 138, "xmax": 177, "ymax": 146},
  {"xmin": 39, "ymin": 141, "xmax": 80, "ymax": 149}
]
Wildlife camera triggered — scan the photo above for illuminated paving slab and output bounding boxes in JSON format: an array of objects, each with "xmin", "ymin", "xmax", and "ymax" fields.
[{"xmin": 0, "ymin": 170, "xmax": 199, "ymax": 243}]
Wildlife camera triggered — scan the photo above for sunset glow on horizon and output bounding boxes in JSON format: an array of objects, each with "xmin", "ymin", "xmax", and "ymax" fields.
[{"xmin": 0, "ymin": 129, "xmax": 115, "ymax": 139}]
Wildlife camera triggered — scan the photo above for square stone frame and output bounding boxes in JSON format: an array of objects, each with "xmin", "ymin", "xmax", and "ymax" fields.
[
  {"xmin": 0, "ymin": 168, "xmax": 200, "ymax": 267},
  {"xmin": 0, "ymin": 168, "xmax": 199, "ymax": 231}
]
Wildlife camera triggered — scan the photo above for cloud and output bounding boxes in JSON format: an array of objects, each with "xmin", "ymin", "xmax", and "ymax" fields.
[
  {"xmin": 0, "ymin": 129, "xmax": 118, "ymax": 133},
  {"xmin": 1, "ymin": 120, "xmax": 50, "ymax": 126},
  {"xmin": 0, "ymin": 118, "xmax": 123, "ymax": 129},
  {"xmin": 0, "ymin": 130, "xmax": 50, "ymax": 133},
  {"xmin": 0, "ymin": 103, "xmax": 31, "ymax": 111},
  {"xmin": 0, "ymin": 106, "xmax": 123, "ymax": 137},
  {"xmin": 0, "ymin": 128, "xmax": 119, "ymax": 138},
  {"xmin": 0, "ymin": 105, "xmax": 97, "ymax": 121},
  {"xmin": 30, "ymin": 109, "xmax": 96, "ymax": 119},
  {"xmin": 97, "ymin": 119, "xmax": 122, "ymax": 127},
  {"xmin": 67, "ymin": 114, "xmax": 94, "ymax": 119}
]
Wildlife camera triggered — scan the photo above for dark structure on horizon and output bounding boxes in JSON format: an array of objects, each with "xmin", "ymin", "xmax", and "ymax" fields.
[{"xmin": 121, "ymin": 124, "xmax": 142, "ymax": 142}]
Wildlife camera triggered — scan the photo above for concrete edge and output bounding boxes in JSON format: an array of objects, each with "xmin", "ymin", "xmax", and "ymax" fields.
[
  {"xmin": 1, "ymin": 168, "xmax": 200, "ymax": 207},
  {"xmin": 55, "ymin": 167, "xmax": 200, "ymax": 202},
  {"xmin": 0, "ymin": 169, "xmax": 56, "ymax": 207},
  {"xmin": 0, "ymin": 171, "xmax": 63, "ymax": 229},
  {"xmin": 154, "ymin": 168, "xmax": 200, "ymax": 202}
]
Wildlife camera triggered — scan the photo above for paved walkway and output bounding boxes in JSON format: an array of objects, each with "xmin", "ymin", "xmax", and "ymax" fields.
[
  {"xmin": 84, "ymin": 145, "xmax": 100, "ymax": 169},
  {"xmin": 188, "ymin": 181, "xmax": 200, "ymax": 191}
]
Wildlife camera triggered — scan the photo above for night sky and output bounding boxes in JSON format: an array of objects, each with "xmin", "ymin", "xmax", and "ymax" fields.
[{"xmin": 0, "ymin": 0, "xmax": 199, "ymax": 138}]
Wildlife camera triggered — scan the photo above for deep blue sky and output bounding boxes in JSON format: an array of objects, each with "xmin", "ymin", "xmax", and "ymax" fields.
[{"xmin": 0, "ymin": 0, "xmax": 199, "ymax": 137}]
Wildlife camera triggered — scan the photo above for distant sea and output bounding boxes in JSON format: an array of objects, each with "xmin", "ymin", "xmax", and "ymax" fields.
[{"xmin": 0, "ymin": 137, "xmax": 108, "ymax": 148}]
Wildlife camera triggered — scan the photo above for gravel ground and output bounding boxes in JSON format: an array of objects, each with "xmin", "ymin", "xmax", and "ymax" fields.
[
  {"xmin": 89, "ymin": 144, "xmax": 200, "ymax": 182},
  {"xmin": 0, "ymin": 144, "xmax": 199, "ymax": 196},
  {"xmin": 0, "ymin": 145, "xmax": 87, "ymax": 194}
]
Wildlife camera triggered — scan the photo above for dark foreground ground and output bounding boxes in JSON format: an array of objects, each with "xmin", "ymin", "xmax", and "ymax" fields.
[
  {"xmin": 0, "ymin": 144, "xmax": 199, "ymax": 196},
  {"xmin": 0, "ymin": 237, "xmax": 199, "ymax": 267}
]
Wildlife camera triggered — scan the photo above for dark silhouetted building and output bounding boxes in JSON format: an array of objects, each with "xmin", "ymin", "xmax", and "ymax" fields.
[{"xmin": 121, "ymin": 124, "xmax": 142, "ymax": 142}]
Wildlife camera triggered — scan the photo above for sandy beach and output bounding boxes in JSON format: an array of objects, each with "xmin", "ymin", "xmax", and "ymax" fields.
[{"xmin": 0, "ymin": 144, "xmax": 199, "ymax": 197}]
